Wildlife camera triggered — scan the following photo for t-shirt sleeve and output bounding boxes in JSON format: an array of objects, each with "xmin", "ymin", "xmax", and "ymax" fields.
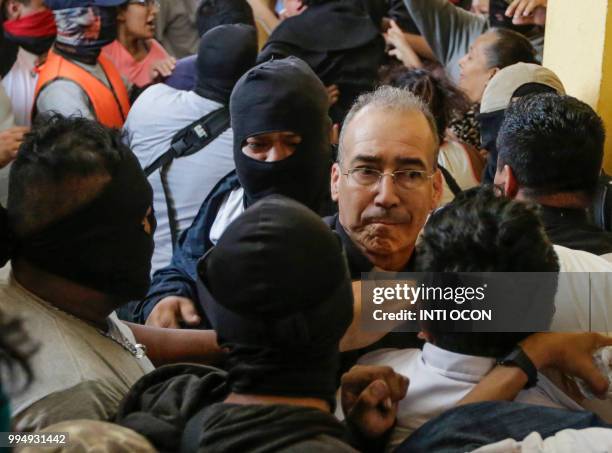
[
  {"xmin": 402, "ymin": 0, "xmax": 487, "ymax": 67},
  {"xmin": 35, "ymin": 79, "xmax": 95, "ymax": 121}
]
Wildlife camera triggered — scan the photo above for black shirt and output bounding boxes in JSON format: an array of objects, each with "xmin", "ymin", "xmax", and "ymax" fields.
[
  {"xmin": 540, "ymin": 206, "xmax": 612, "ymax": 257},
  {"xmin": 324, "ymin": 215, "xmax": 423, "ymax": 371}
]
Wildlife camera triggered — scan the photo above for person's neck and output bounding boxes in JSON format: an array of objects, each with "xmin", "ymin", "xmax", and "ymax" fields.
[
  {"xmin": 117, "ymin": 28, "xmax": 147, "ymax": 61},
  {"xmin": 361, "ymin": 245, "xmax": 414, "ymax": 272},
  {"xmin": 12, "ymin": 259, "xmax": 117, "ymax": 331},
  {"xmin": 516, "ymin": 190, "xmax": 590, "ymax": 210},
  {"xmin": 224, "ymin": 393, "xmax": 330, "ymax": 412}
]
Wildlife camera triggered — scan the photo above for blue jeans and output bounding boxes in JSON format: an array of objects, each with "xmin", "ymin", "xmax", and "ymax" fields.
[{"xmin": 395, "ymin": 401, "xmax": 612, "ymax": 453}]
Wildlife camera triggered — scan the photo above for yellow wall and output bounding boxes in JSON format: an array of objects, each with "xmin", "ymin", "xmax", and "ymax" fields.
[{"xmin": 543, "ymin": 0, "xmax": 612, "ymax": 173}]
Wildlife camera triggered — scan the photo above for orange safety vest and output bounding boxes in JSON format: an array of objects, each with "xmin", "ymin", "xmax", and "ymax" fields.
[{"xmin": 34, "ymin": 50, "xmax": 130, "ymax": 128}]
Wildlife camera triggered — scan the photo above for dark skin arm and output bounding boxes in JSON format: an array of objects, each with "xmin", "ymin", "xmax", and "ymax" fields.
[{"xmin": 125, "ymin": 322, "xmax": 225, "ymax": 367}]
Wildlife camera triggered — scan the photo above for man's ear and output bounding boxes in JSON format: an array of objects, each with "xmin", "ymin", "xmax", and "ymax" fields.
[
  {"xmin": 331, "ymin": 162, "xmax": 341, "ymax": 202},
  {"xmin": 488, "ymin": 66, "xmax": 500, "ymax": 82},
  {"xmin": 5, "ymin": 0, "xmax": 22, "ymax": 20},
  {"xmin": 497, "ymin": 165, "xmax": 519, "ymax": 199},
  {"xmin": 431, "ymin": 168, "xmax": 443, "ymax": 211}
]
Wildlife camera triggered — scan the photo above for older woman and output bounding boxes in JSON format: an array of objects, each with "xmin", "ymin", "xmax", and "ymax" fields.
[{"xmin": 103, "ymin": 0, "xmax": 174, "ymax": 87}]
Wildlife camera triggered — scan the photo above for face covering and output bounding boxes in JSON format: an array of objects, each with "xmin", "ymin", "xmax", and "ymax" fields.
[
  {"xmin": 195, "ymin": 24, "xmax": 258, "ymax": 104},
  {"xmin": 8, "ymin": 148, "xmax": 155, "ymax": 302},
  {"xmin": 230, "ymin": 57, "xmax": 332, "ymax": 212},
  {"xmin": 3, "ymin": 9, "xmax": 57, "ymax": 56},
  {"xmin": 197, "ymin": 195, "xmax": 353, "ymax": 407},
  {"xmin": 196, "ymin": 0, "xmax": 255, "ymax": 37},
  {"xmin": 52, "ymin": 6, "xmax": 117, "ymax": 65}
]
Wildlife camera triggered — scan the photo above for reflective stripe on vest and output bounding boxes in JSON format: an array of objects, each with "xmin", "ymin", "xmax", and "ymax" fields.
[{"xmin": 34, "ymin": 50, "xmax": 130, "ymax": 128}]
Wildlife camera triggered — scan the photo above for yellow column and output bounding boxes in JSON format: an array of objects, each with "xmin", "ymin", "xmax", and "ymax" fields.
[{"xmin": 543, "ymin": 0, "xmax": 612, "ymax": 173}]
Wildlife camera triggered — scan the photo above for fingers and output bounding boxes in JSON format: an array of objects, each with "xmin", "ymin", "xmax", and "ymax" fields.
[
  {"xmin": 574, "ymin": 354, "xmax": 609, "ymax": 399},
  {"xmin": 178, "ymin": 298, "xmax": 201, "ymax": 326},
  {"xmin": 341, "ymin": 365, "xmax": 408, "ymax": 406},
  {"xmin": 353, "ymin": 379, "xmax": 392, "ymax": 414},
  {"xmin": 145, "ymin": 297, "xmax": 190, "ymax": 328}
]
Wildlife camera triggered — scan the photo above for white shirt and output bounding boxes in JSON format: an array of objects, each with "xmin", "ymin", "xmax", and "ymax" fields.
[
  {"xmin": 2, "ymin": 48, "xmax": 38, "ymax": 127},
  {"xmin": 438, "ymin": 140, "xmax": 480, "ymax": 206},
  {"xmin": 0, "ymin": 265, "xmax": 154, "ymax": 431},
  {"xmin": 124, "ymin": 84, "xmax": 235, "ymax": 274},
  {"xmin": 209, "ymin": 187, "xmax": 245, "ymax": 245},
  {"xmin": 552, "ymin": 244, "xmax": 612, "ymax": 334},
  {"xmin": 359, "ymin": 343, "xmax": 584, "ymax": 451}
]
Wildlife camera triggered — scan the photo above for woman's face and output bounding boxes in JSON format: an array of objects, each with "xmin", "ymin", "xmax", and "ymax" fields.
[
  {"xmin": 118, "ymin": 0, "xmax": 159, "ymax": 40},
  {"xmin": 458, "ymin": 32, "xmax": 499, "ymax": 103}
]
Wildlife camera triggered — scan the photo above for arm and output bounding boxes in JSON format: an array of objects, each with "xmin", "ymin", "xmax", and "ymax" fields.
[
  {"xmin": 459, "ymin": 332, "xmax": 612, "ymax": 405},
  {"xmin": 136, "ymin": 203, "xmax": 212, "ymax": 326},
  {"xmin": 125, "ymin": 322, "xmax": 224, "ymax": 367},
  {"xmin": 247, "ymin": 0, "xmax": 280, "ymax": 34},
  {"xmin": 402, "ymin": 0, "xmax": 487, "ymax": 68}
]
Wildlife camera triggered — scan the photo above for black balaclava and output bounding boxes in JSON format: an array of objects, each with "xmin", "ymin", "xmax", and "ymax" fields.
[
  {"xmin": 197, "ymin": 195, "xmax": 353, "ymax": 407},
  {"xmin": 5, "ymin": 148, "xmax": 155, "ymax": 301},
  {"xmin": 194, "ymin": 24, "xmax": 258, "ymax": 104},
  {"xmin": 230, "ymin": 57, "xmax": 332, "ymax": 212},
  {"xmin": 196, "ymin": 0, "xmax": 255, "ymax": 37}
]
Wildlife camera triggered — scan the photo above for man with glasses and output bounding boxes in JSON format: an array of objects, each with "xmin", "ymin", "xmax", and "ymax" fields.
[{"xmin": 330, "ymin": 86, "xmax": 443, "ymax": 277}]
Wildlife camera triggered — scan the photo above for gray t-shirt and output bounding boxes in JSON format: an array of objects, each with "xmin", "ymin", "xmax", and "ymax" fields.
[
  {"xmin": 35, "ymin": 59, "xmax": 111, "ymax": 121},
  {"xmin": 155, "ymin": 0, "xmax": 199, "ymax": 58},
  {"xmin": 0, "ymin": 265, "xmax": 154, "ymax": 432},
  {"xmin": 403, "ymin": 0, "xmax": 543, "ymax": 82}
]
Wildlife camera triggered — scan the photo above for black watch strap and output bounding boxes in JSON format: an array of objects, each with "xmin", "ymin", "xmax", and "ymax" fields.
[{"xmin": 496, "ymin": 346, "xmax": 538, "ymax": 389}]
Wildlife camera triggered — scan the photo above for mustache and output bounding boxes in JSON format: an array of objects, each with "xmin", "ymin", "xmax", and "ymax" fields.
[{"xmin": 362, "ymin": 209, "xmax": 411, "ymax": 225}]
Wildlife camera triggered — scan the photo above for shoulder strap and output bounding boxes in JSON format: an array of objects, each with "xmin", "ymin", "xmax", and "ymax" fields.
[
  {"xmin": 144, "ymin": 107, "xmax": 230, "ymax": 177},
  {"xmin": 439, "ymin": 164, "xmax": 462, "ymax": 196}
]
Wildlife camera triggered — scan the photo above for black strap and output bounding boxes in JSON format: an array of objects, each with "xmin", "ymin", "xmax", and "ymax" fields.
[
  {"xmin": 144, "ymin": 107, "xmax": 230, "ymax": 177},
  {"xmin": 439, "ymin": 165, "xmax": 462, "ymax": 197},
  {"xmin": 145, "ymin": 107, "xmax": 231, "ymax": 247}
]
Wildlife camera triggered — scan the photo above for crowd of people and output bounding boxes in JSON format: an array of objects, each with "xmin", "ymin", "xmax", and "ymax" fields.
[{"xmin": 1, "ymin": 0, "xmax": 612, "ymax": 451}]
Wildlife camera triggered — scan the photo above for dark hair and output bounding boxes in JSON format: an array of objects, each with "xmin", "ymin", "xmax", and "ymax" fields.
[
  {"xmin": 0, "ymin": 311, "xmax": 37, "ymax": 393},
  {"xmin": 497, "ymin": 93, "xmax": 605, "ymax": 198},
  {"xmin": 8, "ymin": 115, "xmax": 123, "ymax": 237},
  {"xmin": 485, "ymin": 27, "xmax": 538, "ymax": 69},
  {"xmin": 389, "ymin": 68, "xmax": 470, "ymax": 142},
  {"xmin": 416, "ymin": 186, "xmax": 559, "ymax": 357}
]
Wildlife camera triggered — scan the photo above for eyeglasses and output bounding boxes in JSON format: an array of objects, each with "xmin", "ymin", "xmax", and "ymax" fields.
[
  {"xmin": 128, "ymin": 0, "xmax": 160, "ymax": 8},
  {"xmin": 343, "ymin": 167, "xmax": 435, "ymax": 190}
]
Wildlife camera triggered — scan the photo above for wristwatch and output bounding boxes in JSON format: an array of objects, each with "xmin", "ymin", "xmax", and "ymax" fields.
[{"xmin": 496, "ymin": 346, "xmax": 538, "ymax": 389}]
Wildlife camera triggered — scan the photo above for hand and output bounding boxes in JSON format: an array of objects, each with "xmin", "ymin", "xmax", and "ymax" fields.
[
  {"xmin": 326, "ymin": 85, "xmax": 340, "ymax": 107},
  {"xmin": 384, "ymin": 20, "xmax": 423, "ymax": 69},
  {"xmin": 150, "ymin": 57, "xmax": 176, "ymax": 82},
  {"xmin": 0, "ymin": 126, "xmax": 28, "ymax": 168},
  {"xmin": 505, "ymin": 0, "xmax": 547, "ymax": 25},
  {"xmin": 521, "ymin": 332, "xmax": 612, "ymax": 399},
  {"xmin": 341, "ymin": 365, "xmax": 409, "ymax": 439},
  {"xmin": 145, "ymin": 296, "xmax": 201, "ymax": 328}
]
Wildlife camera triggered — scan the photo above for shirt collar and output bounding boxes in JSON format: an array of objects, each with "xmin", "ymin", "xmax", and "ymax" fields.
[{"xmin": 421, "ymin": 343, "xmax": 496, "ymax": 383}]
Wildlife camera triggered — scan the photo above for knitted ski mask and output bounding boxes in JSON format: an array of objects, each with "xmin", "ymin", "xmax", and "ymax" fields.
[
  {"xmin": 230, "ymin": 57, "xmax": 332, "ymax": 212},
  {"xmin": 197, "ymin": 195, "xmax": 353, "ymax": 407},
  {"xmin": 3, "ymin": 136, "xmax": 155, "ymax": 301},
  {"xmin": 194, "ymin": 23, "xmax": 258, "ymax": 104}
]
